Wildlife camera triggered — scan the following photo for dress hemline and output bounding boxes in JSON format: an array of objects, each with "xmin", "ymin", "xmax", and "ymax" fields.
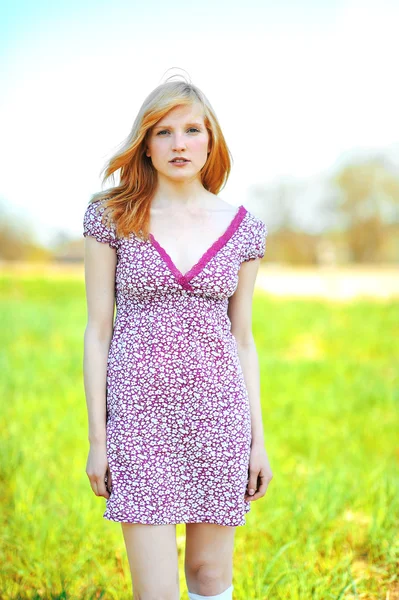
[{"xmin": 103, "ymin": 510, "xmax": 248, "ymax": 527}]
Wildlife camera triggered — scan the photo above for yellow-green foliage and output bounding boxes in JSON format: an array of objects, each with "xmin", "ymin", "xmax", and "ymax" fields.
[{"xmin": 1, "ymin": 274, "xmax": 398, "ymax": 599}]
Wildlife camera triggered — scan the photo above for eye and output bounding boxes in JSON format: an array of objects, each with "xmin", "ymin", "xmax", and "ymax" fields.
[{"xmin": 156, "ymin": 127, "xmax": 200, "ymax": 136}]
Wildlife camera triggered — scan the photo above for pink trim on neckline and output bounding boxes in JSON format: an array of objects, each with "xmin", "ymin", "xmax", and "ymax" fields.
[
  {"xmin": 149, "ymin": 205, "xmax": 247, "ymax": 289},
  {"xmin": 149, "ymin": 236, "xmax": 192, "ymax": 290}
]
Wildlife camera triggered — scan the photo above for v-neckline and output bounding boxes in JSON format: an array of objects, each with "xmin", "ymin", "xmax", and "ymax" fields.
[{"xmin": 148, "ymin": 205, "xmax": 247, "ymax": 290}]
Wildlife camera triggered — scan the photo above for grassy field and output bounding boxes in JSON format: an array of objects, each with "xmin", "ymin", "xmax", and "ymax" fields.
[{"xmin": 1, "ymin": 273, "xmax": 398, "ymax": 599}]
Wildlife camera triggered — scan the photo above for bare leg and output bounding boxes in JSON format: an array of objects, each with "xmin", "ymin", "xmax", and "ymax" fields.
[
  {"xmin": 121, "ymin": 522, "xmax": 180, "ymax": 600},
  {"xmin": 184, "ymin": 523, "xmax": 236, "ymax": 597}
]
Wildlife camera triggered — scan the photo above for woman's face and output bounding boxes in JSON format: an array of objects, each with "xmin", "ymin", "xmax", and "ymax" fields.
[{"xmin": 145, "ymin": 103, "xmax": 210, "ymax": 182}]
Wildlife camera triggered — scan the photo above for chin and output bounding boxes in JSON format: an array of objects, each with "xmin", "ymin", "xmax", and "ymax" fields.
[{"xmin": 165, "ymin": 166, "xmax": 200, "ymax": 178}]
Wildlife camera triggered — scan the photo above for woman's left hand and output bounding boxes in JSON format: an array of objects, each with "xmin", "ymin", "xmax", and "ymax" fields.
[{"xmin": 245, "ymin": 443, "xmax": 273, "ymax": 502}]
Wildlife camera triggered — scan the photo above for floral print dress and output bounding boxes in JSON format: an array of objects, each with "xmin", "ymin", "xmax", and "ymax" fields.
[{"xmin": 83, "ymin": 199, "xmax": 267, "ymax": 526}]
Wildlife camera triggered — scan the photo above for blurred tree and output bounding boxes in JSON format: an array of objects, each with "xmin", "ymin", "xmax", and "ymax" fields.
[
  {"xmin": 248, "ymin": 178, "xmax": 333, "ymax": 264},
  {"xmin": 333, "ymin": 157, "xmax": 399, "ymax": 262},
  {"xmin": 0, "ymin": 200, "xmax": 51, "ymax": 261}
]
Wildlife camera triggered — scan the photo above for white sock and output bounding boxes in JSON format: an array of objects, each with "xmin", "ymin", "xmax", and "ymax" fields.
[{"xmin": 188, "ymin": 583, "xmax": 234, "ymax": 600}]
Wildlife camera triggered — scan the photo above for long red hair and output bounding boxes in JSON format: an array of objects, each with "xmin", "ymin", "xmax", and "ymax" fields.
[{"xmin": 88, "ymin": 78, "xmax": 233, "ymax": 240}]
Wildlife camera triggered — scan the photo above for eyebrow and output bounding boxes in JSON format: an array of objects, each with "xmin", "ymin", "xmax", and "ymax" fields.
[{"xmin": 153, "ymin": 122, "xmax": 204, "ymax": 129}]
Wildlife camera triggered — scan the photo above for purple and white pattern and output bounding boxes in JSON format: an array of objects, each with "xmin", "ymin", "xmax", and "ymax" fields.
[{"xmin": 83, "ymin": 199, "xmax": 267, "ymax": 526}]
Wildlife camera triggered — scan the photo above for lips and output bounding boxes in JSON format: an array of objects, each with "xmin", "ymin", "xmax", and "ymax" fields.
[{"xmin": 170, "ymin": 158, "xmax": 190, "ymax": 163}]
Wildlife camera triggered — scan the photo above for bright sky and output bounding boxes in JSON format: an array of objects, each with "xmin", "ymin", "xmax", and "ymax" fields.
[{"xmin": 1, "ymin": 0, "xmax": 398, "ymax": 245}]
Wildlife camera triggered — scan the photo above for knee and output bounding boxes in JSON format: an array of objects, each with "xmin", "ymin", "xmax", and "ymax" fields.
[{"xmin": 189, "ymin": 563, "xmax": 229, "ymax": 596}]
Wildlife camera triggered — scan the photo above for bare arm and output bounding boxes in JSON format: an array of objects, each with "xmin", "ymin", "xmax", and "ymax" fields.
[
  {"xmin": 227, "ymin": 258, "xmax": 273, "ymax": 500},
  {"xmin": 83, "ymin": 236, "xmax": 116, "ymax": 444},
  {"xmin": 228, "ymin": 258, "xmax": 264, "ymax": 446},
  {"xmin": 83, "ymin": 235, "xmax": 116, "ymax": 499}
]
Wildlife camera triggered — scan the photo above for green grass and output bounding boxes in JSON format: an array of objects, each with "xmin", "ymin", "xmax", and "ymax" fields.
[{"xmin": 1, "ymin": 274, "xmax": 398, "ymax": 599}]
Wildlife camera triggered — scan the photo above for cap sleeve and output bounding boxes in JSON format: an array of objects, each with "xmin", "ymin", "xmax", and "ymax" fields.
[
  {"xmin": 83, "ymin": 200, "xmax": 118, "ymax": 249},
  {"xmin": 242, "ymin": 215, "xmax": 268, "ymax": 262}
]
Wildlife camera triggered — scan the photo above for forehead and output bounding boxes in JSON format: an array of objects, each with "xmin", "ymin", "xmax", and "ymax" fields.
[{"xmin": 156, "ymin": 103, "xmax": 205, "ymax": 126}]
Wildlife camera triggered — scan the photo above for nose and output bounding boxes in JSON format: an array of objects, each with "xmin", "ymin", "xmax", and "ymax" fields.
[{"xmin": 171, "ymin": 132, "xmax": 187, "ymax": 152}]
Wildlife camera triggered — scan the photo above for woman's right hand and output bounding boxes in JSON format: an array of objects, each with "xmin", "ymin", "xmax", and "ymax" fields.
[{"xmin": 86, "ymin": 441, "xmax": 112, "ymax": 499}]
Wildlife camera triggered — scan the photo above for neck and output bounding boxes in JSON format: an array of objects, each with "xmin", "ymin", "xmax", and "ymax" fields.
[{"xmin": 151, "ymin": 175, "xmax": 208, "ymax": 209}]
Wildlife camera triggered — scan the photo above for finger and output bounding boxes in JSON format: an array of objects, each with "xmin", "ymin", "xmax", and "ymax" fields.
[
  {"xmin": 97, "ymin": 478, "xmax": 110, "ymax": 499},
  {"xmin": 245, "ymin": 477, "xmax": 269, "ymax": 501},
  {"xmin": 91, "ymin": 480, "xmax": 99, "ymax": 496},
  {"xmin": 102, "ymin": 471, "xmax": 111, "ymax": 499},
  {"xmin": 247, "ymin": 472, "xmax": 259, "ymax": 497}
]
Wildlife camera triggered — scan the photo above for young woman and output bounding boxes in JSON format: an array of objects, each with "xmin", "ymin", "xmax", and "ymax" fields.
[{"xmin": 83, "ymin": 77, "xmax": 273, "ymax": 600}]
